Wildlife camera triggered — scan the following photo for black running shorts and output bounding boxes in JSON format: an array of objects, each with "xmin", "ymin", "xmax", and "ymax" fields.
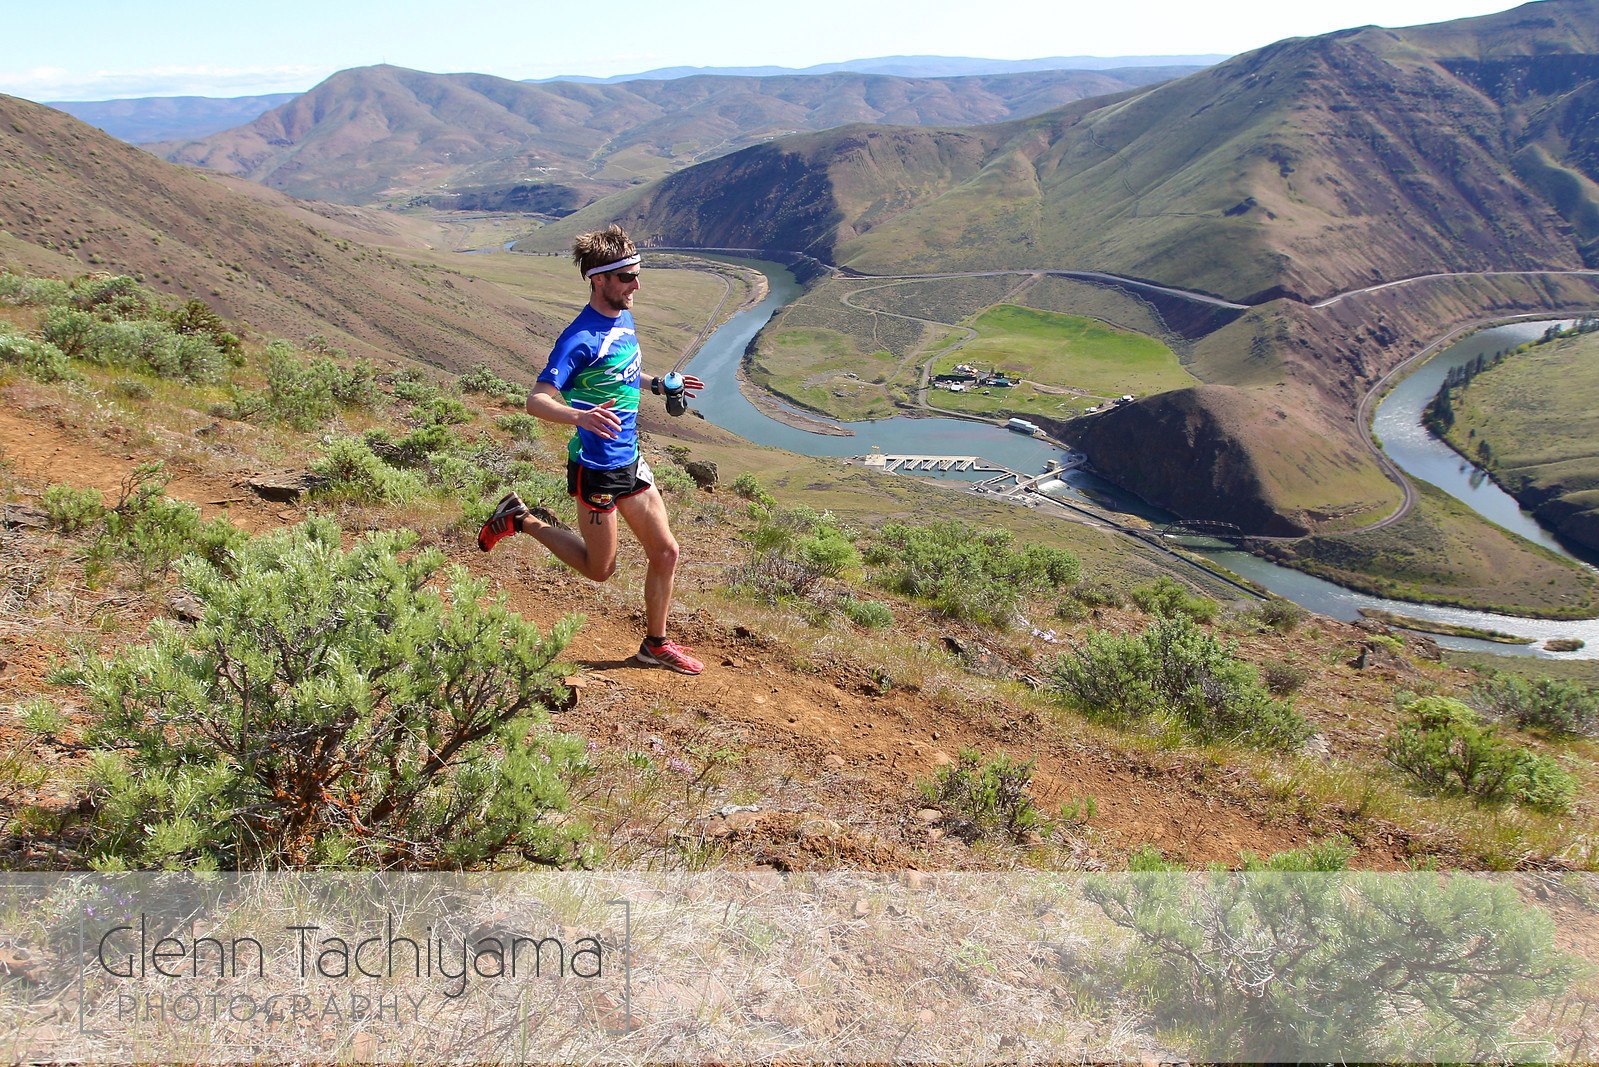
[{"xmin": 567, "ymin": 457, "xmax": 655, "ymax": 513}]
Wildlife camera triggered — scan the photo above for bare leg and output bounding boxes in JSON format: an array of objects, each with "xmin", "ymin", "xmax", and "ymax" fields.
[
  {"xmin": 523, "ymin": 507, "xmax": 618, "ymax": 582},
  {"xmin": 615, "ymin": 487, "xmax": 680, "ymax": 638}
]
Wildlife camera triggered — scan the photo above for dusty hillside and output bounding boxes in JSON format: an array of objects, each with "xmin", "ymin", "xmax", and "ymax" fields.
[{"xmin": 0, "ymin": 94, "xmax": 558, "ymax": 376}]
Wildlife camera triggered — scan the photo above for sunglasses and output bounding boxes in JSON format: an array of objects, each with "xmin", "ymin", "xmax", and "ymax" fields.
[{"xmin": 608, "ymin": 270, "xmax": 640, "ymax": 283}]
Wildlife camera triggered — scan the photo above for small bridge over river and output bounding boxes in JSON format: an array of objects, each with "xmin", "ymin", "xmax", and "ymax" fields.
[{"xmin": 1158, "ymin": 519, "xmax": 1248, "ymax": 544}]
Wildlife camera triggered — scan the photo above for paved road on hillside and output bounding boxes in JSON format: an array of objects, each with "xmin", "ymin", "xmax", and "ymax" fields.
[
  {"xmin": 839, "ymin": 267, "xmax": 1249, "ymax": 310},
  {"xmin": 1314, "ymin": 269, "xmax": 1599, "ymax": 308}
]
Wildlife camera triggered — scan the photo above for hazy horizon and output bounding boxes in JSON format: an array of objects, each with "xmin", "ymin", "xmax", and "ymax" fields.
[{"xmin": 4, "ymin": 0, "xmax": 1530, "ymax": 102}]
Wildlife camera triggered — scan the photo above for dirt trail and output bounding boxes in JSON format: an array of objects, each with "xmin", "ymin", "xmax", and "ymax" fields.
[
  {"xmin": 0, "ymin": 402, "xmax": 289, "ymax": 533},
  {"xmin": 2, "ymin": 394, "xmax": 1405, "ymax": 869}
]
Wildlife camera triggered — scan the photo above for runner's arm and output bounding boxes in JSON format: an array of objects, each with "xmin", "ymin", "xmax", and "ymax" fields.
[{"xmin": 527, "ymin": 381, "xmax": 622, "ymax": 439}]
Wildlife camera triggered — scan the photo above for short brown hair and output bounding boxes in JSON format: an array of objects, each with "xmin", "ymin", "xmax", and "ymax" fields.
[{"xmin": 572, "ymin": 225, "xmax": 637, "ymax": 279}]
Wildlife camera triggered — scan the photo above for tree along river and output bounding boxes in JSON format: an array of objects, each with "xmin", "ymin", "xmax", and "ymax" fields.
[{"xmin": 681, "ymin": 260, "xmax": 1598, "ymax": 659}]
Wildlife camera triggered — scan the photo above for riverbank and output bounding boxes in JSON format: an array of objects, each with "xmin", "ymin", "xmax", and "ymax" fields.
[
  {"xmin": 734, "ymin": 361, "xmax": 854, "ymax": 436},
  {"xmin": 1357, "ymin": 608, "xmax": 1534, "ymax": 645},
  {"xmin": 1259, "ymin": 481, "xmax": 1599, "ymax": 621}
]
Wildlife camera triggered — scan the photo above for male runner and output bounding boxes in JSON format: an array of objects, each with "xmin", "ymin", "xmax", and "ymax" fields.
[{"xmin": 478, "ymin": 224, "xmax": 706, "ymax": 675}]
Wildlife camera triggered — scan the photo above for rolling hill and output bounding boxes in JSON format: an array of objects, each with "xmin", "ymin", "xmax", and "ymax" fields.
[
  {"xmin": 0, "ymin": 93, "xmax": 560, "ymax": 374},
  {"xmin": 152, "ymin": 63, "xmax": 1199, "ymax": 208}
]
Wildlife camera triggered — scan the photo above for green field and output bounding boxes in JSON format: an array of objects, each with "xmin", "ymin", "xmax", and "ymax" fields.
[{"xmin": 927, "ymin": 305, "xmax": 1196, "ymax": 417}]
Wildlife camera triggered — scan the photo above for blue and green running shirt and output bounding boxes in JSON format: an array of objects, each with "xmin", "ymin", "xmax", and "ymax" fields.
[{"xmin": 537, "ymin": 305, "xmax": 642, "ymax": 470}]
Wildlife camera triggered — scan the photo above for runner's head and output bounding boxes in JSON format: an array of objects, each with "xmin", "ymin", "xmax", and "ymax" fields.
[{"xmin": 574, "ymin": 225, "xmax": 641, "ymax": 314}]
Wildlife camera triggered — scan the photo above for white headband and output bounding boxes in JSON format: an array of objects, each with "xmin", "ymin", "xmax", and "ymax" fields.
[{"xmin": 584, "ymin": 254, "xmax": 641, "ymax": 279}]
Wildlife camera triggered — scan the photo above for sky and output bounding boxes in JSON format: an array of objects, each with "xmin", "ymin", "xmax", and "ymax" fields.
[{"xmin": 3, "ymin": 0, "xmax": 1531, "ymax": 102}]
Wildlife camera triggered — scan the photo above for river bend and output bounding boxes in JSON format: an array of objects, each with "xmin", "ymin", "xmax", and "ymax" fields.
[{"xmin": 682, "ymin": 261, "xmax": 1599, "ymax": 659}]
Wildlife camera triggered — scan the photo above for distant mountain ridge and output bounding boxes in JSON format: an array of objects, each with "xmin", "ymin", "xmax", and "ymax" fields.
[
  {"xmin": 153, "ymin": 63, "xmax": 1202, "ymax": 208},
  {"xmin": 534, "ymin": 54, "xmax": 1227, "ymax": 82},
  {"xmin": 46, "ymin": 93, "xmax": 299, "ymax": 145},
  {"xmin": 39, "ymin": 54, "xmax": 1224, "ymax": 148},
  {"xmin": 548, "ymin": 0, "xmax": 1599, "ymax": 301}
]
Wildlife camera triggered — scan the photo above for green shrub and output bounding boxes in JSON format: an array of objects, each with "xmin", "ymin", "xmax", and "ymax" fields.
[
  {"xmin": 731, "ymin": 506, "xmax": 859, "ymax": 600},
  {"xmin": 1386, "ymin": 696, "xmax": 1578, "ymax": 812},
  {"xmin": 83, "ymin": 463, "xmax": 245, "ymax": 585},
  {"xmin": 19, "ymin": 698, "xmax": 68, "ymax": 738},
  {"xmin": 313, "ymin": 437, "xmax": 425, "ymax": 505},
  {"xmin": 1051, "ymin": 615, "xmax": 1307, "ymax": 749},
  {"xmin": 459, "ymin": 362, "xmax": 527, "ymax": 405},
  {"xmin": 840, "ymin": 596, "xmax": 894, "ymax": 629},
  {"xmin": 1262, "ymin": 659, "xmax": 1307, "ymax": 695},
  {"xmin": 329, "ymin": 360, "xmax": 378, "ymax": 408},
  {"xmin": 0, "ymin": 330, "xmax": 77, "ymax": 382},
  {"xmin": 1130, "ymin": 576, "xmax": 1218, "ymax": 622},
  {"xmin": 40, "ymin": 306, "xmax": 96, "ymax": 358},
  {"xmin": 652, "ymin": 462, "xmax": 697, "ymax": 496},
  {"xmin": 5, "ymin": 275, "xmax": 71, "ymax": 307},
  {"xmin": 250, "ymin": 342, "xmax": 377, "ymax": 428},
  {"xmin": 1070, "ymin": 579, "xmax": 1126, "ymax": 609},
  {"xmin": 918, "ymin": 749, "xmax": 1043, "ymax": 842},
  {"xmin": 392, "ymin": 377, "xmax": 442, "ymax": 405},
  {"xmin": 495, "ymin": 413, "xmax": 545, "ymax": 441},
  {"xmin": 260, "ymin": 341, "xmax": 335, "ymax": 428},
  {"xmin": 415, "ymin": 394, "xmax": 472, "ymax": 426},
  {"xmin": 730, "ymin": 472, "xmax": 777, "ymax": 508},
  {"xmin": 1471, "ymin": 673, "xmax": 1599, "ymax": 737},
  {"xmin": 865, "ymin": 521, "xmax": 1078, "ymax": 628},
  {"xmin": 167, "ymin": 298, "xmax": 242, "ymax": 362},
  {"xmin": 111, "ymin": 378, "xmax": 153, "ymax": 401},
  {"xmin": 39, "ymin": 483, "xmax": 106, "ymax": 532},
  {"xmin": 367, "ymin": 423, "xmax": 461, "ymax": 468},
  {"xmin": 69, "ymin": 518, "xmax": 587, "ymax": 869},
  {"xmin": 1239, "ymin": 836, "xmax": 1354, "ymax": 871},
  {"xmin": 1255, "ymin": 597, "xmax": 1307, "ymax": 633},
  {"xmin": 71, "ymin": 273, "xmax": 155, "ymax": 319}
]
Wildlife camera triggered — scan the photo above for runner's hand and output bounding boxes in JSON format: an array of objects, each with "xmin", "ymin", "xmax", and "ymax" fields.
[
  {"xmin": 681, "ymin": 374, "xmax": 705, "ymax": 397},
  {"xmin": 577, "ymin": 400, "xmax": 623, "ymax": 439}
]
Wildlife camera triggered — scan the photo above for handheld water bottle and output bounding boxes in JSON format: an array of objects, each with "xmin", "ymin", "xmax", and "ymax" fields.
[{"xmin": 661, "ymin": 371, "xmax": 689, "ymax": 417}]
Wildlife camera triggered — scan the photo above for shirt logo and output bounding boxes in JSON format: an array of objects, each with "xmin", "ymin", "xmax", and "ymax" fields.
[{"xmin": 600, "ymin": 347, "xmax": 642, "ymax": 386}]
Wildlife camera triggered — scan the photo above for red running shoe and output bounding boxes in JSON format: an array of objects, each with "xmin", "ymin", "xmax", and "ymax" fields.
[
  {"xmin": 636, "ymin": 638, "xmax": 703, "ymax": 675},
  {"xmin": 477, "ymin": 492, "xmax": 527, "ymax": 552}
]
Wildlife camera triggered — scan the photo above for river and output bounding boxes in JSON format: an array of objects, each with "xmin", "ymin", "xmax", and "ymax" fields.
[{"xmin": 682, "ymin": 261, "xmax": 1598, "ymax": 659}]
